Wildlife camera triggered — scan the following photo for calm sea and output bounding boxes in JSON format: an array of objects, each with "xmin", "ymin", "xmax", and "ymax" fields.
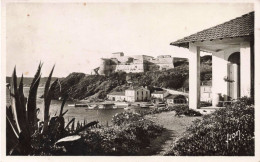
[{"xmin": 7, "ymin": 87, "xmax": 146, "ymax": 125}]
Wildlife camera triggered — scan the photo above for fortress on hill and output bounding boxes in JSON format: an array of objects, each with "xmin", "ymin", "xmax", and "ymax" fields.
[{"xmin": 98, "ymin": 52, "xmax": 175, "ymax": 75}]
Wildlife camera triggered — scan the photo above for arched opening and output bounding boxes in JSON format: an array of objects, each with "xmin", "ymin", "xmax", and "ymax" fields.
[{"xmin": 227, "ymin": 52, "xmax": 240, "ymax": 100}]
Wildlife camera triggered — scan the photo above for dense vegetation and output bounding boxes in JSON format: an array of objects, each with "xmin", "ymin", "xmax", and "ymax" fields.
[
  {"xmin": 53, "ymin": 55, "xmax": 212, "ymax": 100},
  {"xmin": 70, "ymin": 112, "xmax": 164, "ymax": 155},
  {"xmin": 6, "ymin": 65, "xmax": 98, "ymax": 155},
  {"xmin": 165, "ymin": 97, "xmax": 254, "ymax": 156},
  {"xmin": 138, "ymin": 104, "xmax": 202, "ymax": 117}
]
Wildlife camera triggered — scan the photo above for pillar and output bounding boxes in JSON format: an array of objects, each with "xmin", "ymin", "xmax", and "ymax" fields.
[
  {"xmin": 240, "ymin": 42, "xmax": 251, "ymax": 97},
  {"xmin": 189, "ymin": 43, "xmax": 200, "ymax": 109}
]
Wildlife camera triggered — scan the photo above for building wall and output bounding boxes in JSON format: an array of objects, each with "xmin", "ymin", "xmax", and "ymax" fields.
[
  {"xmin": 98, "ymin": 54, "xmax": 175, "ymax": 75},
  {"xmin": 136, "ymin": 88, "xmax": 150, "ymax": 101},
  {"xmin": 125, "ymin": 90, "xmax": 135, "ymax": 102},
  {"xmin": 125, "ymin": 88, "xmax": 150, "ymax": 102},
  {"xmin": 151, "ymin": 91, "xmax": 169, "ymax": 99},
  {"xmin": 212, "ymin": 47, "xmax": 240, "ymax": 106},
  {"xmin": 107, "ymin": 95, "xmax": 126, "ymax": 101},
  {"xmin": 115, "ymin": 64, "xmax": 144, "ymax": 73}
]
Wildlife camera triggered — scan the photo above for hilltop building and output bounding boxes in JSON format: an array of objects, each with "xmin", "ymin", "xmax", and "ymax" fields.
[{"xmin": 98, "ymin": 52, "xmax": 175, "ymax": 75}]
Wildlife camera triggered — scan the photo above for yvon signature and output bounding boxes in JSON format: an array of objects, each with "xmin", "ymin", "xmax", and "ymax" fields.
[{"xmin": 226, "ymin": 130, "xmax": 241, "ymax": 148}]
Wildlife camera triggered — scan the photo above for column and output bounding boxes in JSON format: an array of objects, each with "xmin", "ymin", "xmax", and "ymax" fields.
[
  {"xmin": 189, "ymin": 43, "xmax": 200, "ymax": 109},
  {"xmin": 240, "ymin": 42, "xmax": 251, "ymax": 97}
]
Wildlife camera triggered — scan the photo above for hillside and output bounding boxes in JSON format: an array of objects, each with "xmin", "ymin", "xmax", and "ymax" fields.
[{"xmin": 52, "ymin": 55, "xmax": 212, "ymax": 100}]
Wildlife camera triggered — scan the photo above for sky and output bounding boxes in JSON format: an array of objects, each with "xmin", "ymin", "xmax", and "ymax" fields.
[{"xmin": 6, "ymin": 3, "xmax": 254, "ymax": 77}]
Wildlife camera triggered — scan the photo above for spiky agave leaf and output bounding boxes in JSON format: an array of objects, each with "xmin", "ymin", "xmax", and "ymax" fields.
[
  {"xmin": 6, "ymin": 116, "xmax": 19, "ymax": 155},
  {"xmin": 44, "ymin": 65, "xmax": 55, "ymax": 99},
  {"xmin": 10, "ymin": 67, "xmax": 23, "ymax": 133},
  {"xmin": 17, "ymin": 74, "xmax": 30, "ymax": 136},
  {"xmin": 42, "ymin": 79, "xmax": 58, "ymax": 134},
  {"xmin": 27, "ymin": 63, "xmax": 42, "ymax": 135},
  {"xmin": 6, "ymin": 107, "xmax": 19, "ymax": 139},
  {"xmin": 61, "ymin": 110, "xmax": 68, "ymax": 117},
  {"xmin": 72, "ymin": 121, "xmax": 99, "ymax": 135},
  {"xmin": 59, "ymin": 95, "xmax": 68, "ymax": 117},
  {"xmin": 65, "ymin": 118, "xmax": 75, "ymax": 130},
  {"xmin": 71, "ymin": 120, "xmax": 75, "ymax": 131}
]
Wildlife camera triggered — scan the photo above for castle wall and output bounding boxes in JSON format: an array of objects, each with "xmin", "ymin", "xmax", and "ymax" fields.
[
  {"xmin": 115, "ymin": 64, "xmax": 144, "ymax": 73},
  {"xmin": 99, "ymin": 54, "xmax": 175, "ymax": 75}
]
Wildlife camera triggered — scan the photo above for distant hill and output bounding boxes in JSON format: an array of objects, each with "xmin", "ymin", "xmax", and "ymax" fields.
[
  {"xmin": 52, "ymin": 56, "xmax": 212, "ymax": 100},
  {"xmin": 6, "ymin": 76, "xmax": 64, "ymax": 87}
]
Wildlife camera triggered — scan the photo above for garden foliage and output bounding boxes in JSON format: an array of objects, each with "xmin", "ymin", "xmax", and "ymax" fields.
[{"xmin": 165, "ymin": 97, "xmax": 254, "ymax": 156}]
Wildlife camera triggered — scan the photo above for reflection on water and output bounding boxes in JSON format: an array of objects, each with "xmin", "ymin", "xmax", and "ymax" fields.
[{"xmin": 20, "ymin": 87, "xmax": 146, "ymax": 125}]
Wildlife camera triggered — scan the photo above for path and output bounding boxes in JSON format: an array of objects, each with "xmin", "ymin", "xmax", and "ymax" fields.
[{"xmin": 143, "ymin": 111, "xmax": 201, "ymax": 155}]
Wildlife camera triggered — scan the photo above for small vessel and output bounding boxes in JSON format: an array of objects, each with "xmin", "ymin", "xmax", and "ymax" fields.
[
  {"xmin": 112, "ymin": 105, "xmax": 117, "ymax": 109},
  {"xmin": 88, "ymin": 104, "xmax": 98, "ymax": 109},
  {"xmin": 75, "ymin": 103, "xmax": 88, "ymax": 107},
  {"xmin": 98, "ymin": 104, "xmax": 105, "ymax": 109},
  {"xmin": 115, "ymin": 102, "xmax": 130, "ymax": 109},
  {"xmin": 124, "ymin": 107, "xmax": 130, "ymax": 110},
  {"xmin": 68, "ymin": 103, "xmax": 88, "ymax": 107},
  {"xmin": 140, "ymin": 103, "xmax": 153, "ymax": 108},
  {"xmin": 156, "ymin": 102, "xmax": 166, "ymax": 108}
]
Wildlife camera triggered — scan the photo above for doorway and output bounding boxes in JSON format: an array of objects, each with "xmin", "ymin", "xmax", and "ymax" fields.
[{"xmin": 227, "ymin": 52, "xmax": 240, "ymax": 100}]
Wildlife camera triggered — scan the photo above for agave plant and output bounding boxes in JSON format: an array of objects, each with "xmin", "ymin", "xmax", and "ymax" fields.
[{"xmin": 6, "ymin": 63, "xmax": 99, "ymax": 155}]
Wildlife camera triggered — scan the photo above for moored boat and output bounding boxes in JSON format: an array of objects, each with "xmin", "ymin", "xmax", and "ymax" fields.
[
  {"xmin": 75, "ymin": 103, "xmax": 88, "ymax": 107},
  {"xmin": 88, "ymin": 104, "xmax": 98, "ymax": 109}
]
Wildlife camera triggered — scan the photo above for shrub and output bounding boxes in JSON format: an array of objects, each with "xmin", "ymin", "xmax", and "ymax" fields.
[
  {"xmin": 171, "ymin": 105, "xmax": 202, "ymax": 117},
  {"xmin": 165, "ymin": 97, "xmax": 254, "ymax": 156},
  {"xmin": 70, "ymin": 112, "xmax": 164, "ymax": 155},
  {"xmin": 112, "ymin": 111, "xmax": 142, "ymax": 126}
]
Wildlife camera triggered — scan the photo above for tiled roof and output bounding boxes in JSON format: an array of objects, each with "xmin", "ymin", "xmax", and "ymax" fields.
[
  {"xmin": 126, "ymin": 86, "xmax": 148, "ymax": 91},
  {"xmin": 165, "ymin": 94, "xmax": 187, "ymax": 99},
  {"xmin": 170, "ymin": 12, "xmax": 254, "ymax": 48},
  {"xmin": 108, "ymin": 91, "xmax": 125, "ymax": 96}
]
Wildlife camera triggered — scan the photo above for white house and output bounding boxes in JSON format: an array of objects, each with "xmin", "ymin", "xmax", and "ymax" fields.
[
  {"xmin": 125, "ymin": 87, "xmax": 150, "ymax": 102},
  {"xmin": 107, "ymin": 92, "xmax": 126, "ymax": 101},
  {"xmin": 170, "ymin": 12, "xmax": 254, "ymax": 109},
  {"xmin": 151, "ymin": 90, "xmax": 169, "ymax": 100}
]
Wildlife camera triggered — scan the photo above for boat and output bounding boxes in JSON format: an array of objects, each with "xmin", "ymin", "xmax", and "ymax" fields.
[
  {"xmin": 124, "ymin": 107, "xmax": 131, "ymax": 110},
  {"xmin": 75, "ymin": 103, "xmax": 88, "ymax": 107},
  {"xmin": 140, "ymin": 103, "xmax": 153, "ymax": 108},
  {"xmin": 68, "ymin": 103, "xmax": 89, "ymax": 107},
  {"xmin": 112, "ymin": 105, "xmax": 118, "ymax": 109},
  {"xmin": 115, "ymin": 102, "xmax": 130, "ymax": 109},
  {"xmin": 98, "ymin": 104, "xmax": 104, "ymax": 109},
  {"xmin": 88, "ymin": 104, "xmax": 98, "ymax": 109}
]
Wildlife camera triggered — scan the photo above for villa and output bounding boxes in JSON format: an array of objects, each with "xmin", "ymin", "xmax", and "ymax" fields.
[
  {"xmin": 170, "ymin": 12, "xmax": 254, "ymax": 109},
  {"xmin": 107, "ymin": 86, "xmax": 151, "ymax": 102}
]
